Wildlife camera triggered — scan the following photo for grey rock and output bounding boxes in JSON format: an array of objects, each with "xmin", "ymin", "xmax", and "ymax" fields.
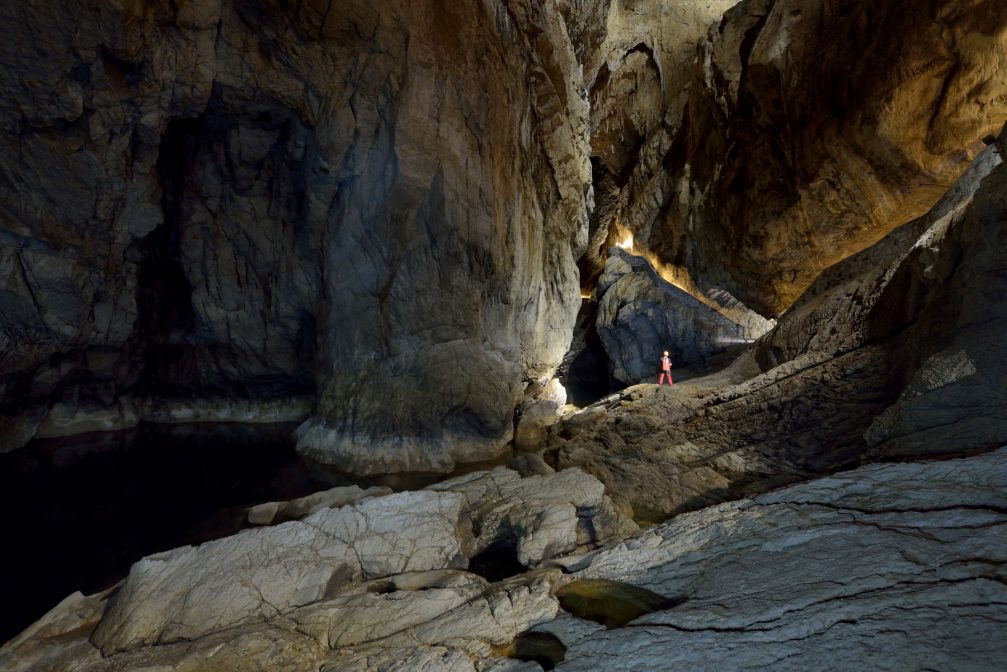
[
  {"xmin": 543, "ymin": 139, "xmax": 1007, "ymax": 522},
  {"xmin": 509, "ymin": 452, "xmax": 556, "ymax": 478},
  {"xmin": 0, "ymin": 590, "xmax": 109, "ymax": 672},
  {"xmin": 430, "ymin": 467, "xmax": 637, "ymax": 566},
  {"xmin": 293, "ymin": 571, "xmax": 489, "ymax": 649},
  {"xmin": 554, "ymin": 449, "xmax": 1007, "ymax": 671},
  {"xmin": 596, "ymin": 248, "xmax": 766, "ymax": 386},
  {"xmin": 0, "ymin": 0, "xmax": 592, "ymax": 468},
  {"xmin": 91, "ymin": 490, "xmax": 468, "ymax": 653},
  {"xmin": 247, "ymin": 484, "xmax": 393, "ymax": 526}
]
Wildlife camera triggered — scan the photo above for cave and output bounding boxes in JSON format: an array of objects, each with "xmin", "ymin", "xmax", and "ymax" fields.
[{"xmin": 2, "ymin": 0, "xmax": 1007, "ymax": 670}]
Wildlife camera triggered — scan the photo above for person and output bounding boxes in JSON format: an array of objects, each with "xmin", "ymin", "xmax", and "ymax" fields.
[{"xmin": 659, "ymin": 350, "xmax": 673, "ymax": 386}]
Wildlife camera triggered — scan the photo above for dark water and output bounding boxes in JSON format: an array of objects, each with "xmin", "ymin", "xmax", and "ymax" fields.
[{"xmin": 0, "ymin": 422, "xmax": 325, "ymax": 644}]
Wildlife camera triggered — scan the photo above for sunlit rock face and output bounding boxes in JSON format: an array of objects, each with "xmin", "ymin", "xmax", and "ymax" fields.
[
  {"xmin": 0, "ymin": 0, "xmax": 591, "ymax": 470},
  {"xmin": 630, "ymin": 0, "xmax": 1007, "ymax": 316}
]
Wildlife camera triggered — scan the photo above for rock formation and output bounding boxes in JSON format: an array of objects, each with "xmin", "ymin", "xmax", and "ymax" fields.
[
  {"xmin": 4, "ymin": 448, "xmax": 1005, "ymax": 671},
  {"xmin": 595, "ymin": 248, "xmax": 771, "ymax": 387},
  {"xmin": 542, "ymin": 131, "xmax": 1005, "ymax": 521},
  {"xmin": 3, "ymin": 0, "xmax": 1007, "ymax": 669},
  {"xmin": 0, "ymin": 0, "xmax": 593, "ymax": 474},
  {"xmin": 615, "ymin": 0, "xmax": 1007, "ymax": 316},
  {"xmin": 552, "ymin": 448, "xmax": 1007, "ymax": 671}
]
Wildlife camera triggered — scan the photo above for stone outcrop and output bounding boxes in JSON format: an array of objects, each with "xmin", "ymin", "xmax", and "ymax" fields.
[
  {"xmin": 0, "ymin": 466, "xmax": 625, "ymax": 670},
  {"xmin": 246, "ymin": 483, "xmax": 393, "ymax": 526},
  {"xmin": 5, "ymin": 448, "xmax": 1005, "ymax": 671},
  {"xmin": 91, "ymin": 490, "xmax": 469, "ymax": 653},
  {"xmin": 577, "ymin": 0, "xmax": 738, "ymax": 290},
  {"xmin": 430, "ymin": 467, "xmax": 637, "ymax": 567},
  {"xmin": 551, "ymin": 448, "xmax": 1007, "ymax": 670},
  {"xmin": 595, "ymin": 248, "xmax": 771, "ymax": 386}
]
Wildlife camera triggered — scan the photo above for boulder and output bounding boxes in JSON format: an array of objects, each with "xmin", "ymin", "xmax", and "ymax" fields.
[
  {"xmin": 91, "ymin": 490, "xmax": 469, "ymax": 653},
  {"xmin": 429, "ymin": 467, "xmax": 637, "ymax": 567}
]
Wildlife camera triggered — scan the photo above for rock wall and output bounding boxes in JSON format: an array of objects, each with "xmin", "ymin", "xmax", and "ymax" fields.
[
  {"xmin": 0, "ymin": 0, "xmax": 593, "ymax": 471},
  {"xmin": 595, "ymin": 248, "xmax": 768, "ymax": 387},
  {"xmin": 542, "ymin": 134, "xmax": 1006, "ymax": 521},
  {"xmin": 627, "ymin": 0, "xmax": 1007, "ymax": 316}
]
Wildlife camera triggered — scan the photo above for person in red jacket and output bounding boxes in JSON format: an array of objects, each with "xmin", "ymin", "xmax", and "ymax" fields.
[{"xmin": 659, "ymin": 350, "xmax": 673, "ymax": 386}]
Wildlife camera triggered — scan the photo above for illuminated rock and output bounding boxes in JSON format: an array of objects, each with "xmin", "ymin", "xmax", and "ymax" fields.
[
  {"xmin": 91, "ymin": 490, "xmax": 469, "ymax": 653},
  {"xmin": 595, "ymin": 248, "xmax": 770, "ymax": 386}
]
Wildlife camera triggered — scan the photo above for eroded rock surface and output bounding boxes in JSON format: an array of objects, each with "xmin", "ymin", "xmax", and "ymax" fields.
[
  {"xmin": 596, "ymin": 248, "xmax": 769, "ymax": 386},
  {"xmin": 247, "ymin": 484, "xmax": 393, "ymax": 526},
  {"xmin": 430, "ymin": 466, "xmax": 637, "ymax": 567},
  {"xmin": 621, "ymin": 0, "xmax": 1007, "ymax": 315},
  {"xmin": 6, "ymin": 449, "xmax": 1006, "ymax": 671},
  {"xmin": 553, "ymin": 449, "xmax": 1007, "ymax": 671},
  {"xmin": 543, "ymin": 133, "xmax": 1006, "ymax": 522},
  {"xmin": 0, "ymin": 0, "xmax": 592, "ymax": 472},
  {"xmin": 91, "ymin": 490, "xmax": 469, "ymax": 653}
]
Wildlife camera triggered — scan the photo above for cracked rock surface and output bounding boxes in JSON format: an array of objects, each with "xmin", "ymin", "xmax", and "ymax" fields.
[
  {"xmin": 6, "ymin": 449, "xmax": 1006, "ymax": 671},
  {"xmin": 430, "ymin": 466, "xmax": 638, "ymax": 567},
  {"xmin": 91, "ymin": 490, "xmax": 469, "ymax": 653},
  {"xmin": 552, "ymin": 448, "xmax": 1007, "ymax": 671}
]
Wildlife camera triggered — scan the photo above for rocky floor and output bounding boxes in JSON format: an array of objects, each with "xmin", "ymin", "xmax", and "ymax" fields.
[{"xmin": 3, "ymin": 447, "xmax": 1005, "ymax": 671}]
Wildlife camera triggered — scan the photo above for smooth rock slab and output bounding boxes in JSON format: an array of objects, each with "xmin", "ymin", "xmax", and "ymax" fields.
[
  {"xmin": 91, "ymin": 490, "xmax": 468, "ymax": 653},
  {"xmin": 292, "ymin": 571, "xmax": 489, "ymax": 649},
  {"xmin": 553, "ymin": 448, "xmax": 1007, "ymax": 671}
]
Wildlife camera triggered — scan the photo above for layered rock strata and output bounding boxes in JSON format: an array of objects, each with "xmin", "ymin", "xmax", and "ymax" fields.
[
  {"xmin": 614, "ymin": 0, "xmax": 1007, "ymax": 316},
  {"xmin": 552, "ymin": 448, "xmax": 1007, "ymax": 671}
]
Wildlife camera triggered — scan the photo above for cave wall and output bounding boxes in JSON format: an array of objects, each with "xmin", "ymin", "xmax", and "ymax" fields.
[
  {"xmin": 625, "ymin": 0, "xmax": 1007, "ymax": 316},
  {"xmin": 3, "ymin": 0, "xmax": 1005, "ymax": 472},
  {"xmin": 0, "ymin": 0, "xmax": 595, "ymax": 471}
]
